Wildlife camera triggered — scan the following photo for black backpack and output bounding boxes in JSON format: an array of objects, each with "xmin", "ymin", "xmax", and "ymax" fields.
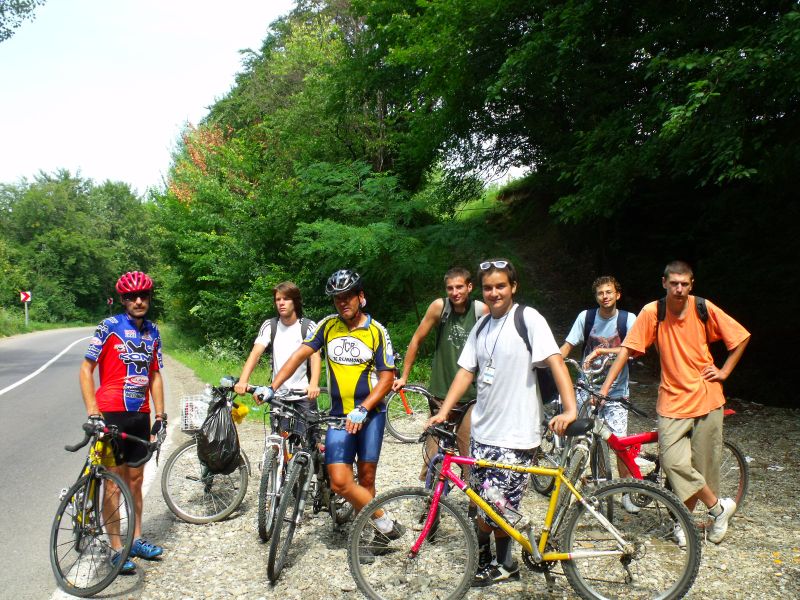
[
  {"xmin": 581, "ymin": 308, "xmax": 632, "ymax": 355},
  {"xmin": 474, "ymin": 303, "xmax": 559, "ymax": 403}
]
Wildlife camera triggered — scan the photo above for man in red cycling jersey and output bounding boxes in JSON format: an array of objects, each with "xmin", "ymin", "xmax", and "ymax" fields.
[{"xmin": 79, "ymin": 271, "xmax": 165, "ymax": 573}]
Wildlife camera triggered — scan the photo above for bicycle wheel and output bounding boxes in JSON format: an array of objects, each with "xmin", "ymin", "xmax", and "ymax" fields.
[
  {"xmin": 720, "ymin": 440, "xmax": 749, "ymax": 511},
  {"xmin": 268, "ymin": 457, "xmax": 306, "ymax": 582},
  {"xmin": 348, "ymin": 487, "xmax": 477, "ymax": 600},
  {"xmin": 560, "ymin": 479, "xmax": 701, "ymax": 600},
  {"xmin": 258, "ymin": 446, "xmax": 281, "ymax": 541},
  {"xmin": 589, "ymin": 439, "xmax": 614, "ymax": 520},
  {"xmin": 531, "ymin": 427, "xmax": 559, "ymax": 495},
  {"xmin": 385, "ymin": 385, "xmax": 432, "ymax": 443},
  {"xmin": 50, "ymin": 470, "xmax": 134, "ymax": 597},
  {"xmin": 161, "ymin": 438, "xmax": 248, "ymax": 524}
]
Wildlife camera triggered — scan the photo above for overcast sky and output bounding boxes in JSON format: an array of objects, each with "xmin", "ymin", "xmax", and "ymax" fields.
[{"xmin": 0, "ymin": 0, "xmax": 295, "ymax": 196}]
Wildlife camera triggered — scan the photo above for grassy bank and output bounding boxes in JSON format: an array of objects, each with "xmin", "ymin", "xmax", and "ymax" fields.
[{"xmin": 0, "ymin": 307, "xmax": 91, "ymax": 337}]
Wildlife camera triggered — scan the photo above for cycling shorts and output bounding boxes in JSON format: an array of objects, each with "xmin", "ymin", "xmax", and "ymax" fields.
[
  {"xmin": 101, "ymin": 412, "xmax": 150, "ymax": 466},
  {"xmin": 324, "ymin": 411, "xmax": 386, "ymax": 465}
]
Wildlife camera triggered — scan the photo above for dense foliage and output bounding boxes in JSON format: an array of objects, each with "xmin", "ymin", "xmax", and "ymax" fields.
[
  {"xmin": 0, "ymin": 171, "xmax": 158, "ymax": 322},
  {"xmin": 2, "ymin": 0, "xmax": 796, "ymax": 403}
]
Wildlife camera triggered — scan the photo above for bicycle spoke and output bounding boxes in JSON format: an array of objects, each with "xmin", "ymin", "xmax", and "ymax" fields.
[
  {"xmin": 349, "ymin": 488, "xmax": 476, "ymax": 600},
  {"xmin": 161, "ymin": 439, "xmax": 248, "ymax": 524},
  {"xmin": 560, "ymin": 480, "xmax": 701, "ymax": 600}
]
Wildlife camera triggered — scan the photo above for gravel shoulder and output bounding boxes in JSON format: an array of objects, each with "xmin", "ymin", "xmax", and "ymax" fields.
[{"xmin": 87, "ymin": 355, "xmax": 800, "ymax": 599}]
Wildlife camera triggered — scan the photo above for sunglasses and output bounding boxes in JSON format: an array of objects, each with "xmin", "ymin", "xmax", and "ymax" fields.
[
  {"xmin": 479, "ymin": 260, "xmax": 509, "ymax": 271},
  {"xmin": 121, "ymin": 292, "xmax": 151, "ymax": 302}
]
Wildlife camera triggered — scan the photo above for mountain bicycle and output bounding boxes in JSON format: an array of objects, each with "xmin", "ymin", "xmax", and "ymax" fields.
[
  {"xmin": 50, "ymin": 421, "xmax": 157, "ymax": 597},
  {"xmin": 250, "ymin": 389, "xmax": 357, "ymax": 583},
  {"xmin": 253, "ymin": 386, "xmax": 337, "ymax": 542},
  {"xmin": 556, "ymin": 357, "xmax": 749, "ymax": 527},
  {"xmin": 160, "ymin": 377, "xmax": 251, "ymax": 524},
  {"xmin": 384, "ymin": 354, "xmax": 434, "ymax": 443},
  {"xmin": 348, "ymin": 423, "xmax": 701, "ymax": 600},
  {"xmin": 573, "ymin": 378, "xmax": 750, "ymax": 522}
]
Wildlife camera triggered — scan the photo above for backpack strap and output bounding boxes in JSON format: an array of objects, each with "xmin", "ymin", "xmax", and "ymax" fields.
[
  {"xmin": 616, "ymin": 310, "xmax": 629, "ymax": 343},
  {"xmin": 581, "ymin": 307, "xmax": 598, "ymax": 355},
  {"xmin": 435, "ymin": 297, "xmax": 451, "ymax": 350},
  {"xmin": 268, "ymin": 317, "xmax": 279, "ymax": 373},
  {"xmin": 513, "ymin": 302, "xmax": 533, "ymax": 355},
  {"xmin": 694, "ymin": 297, "xmax": 708, "ymax": 323}
]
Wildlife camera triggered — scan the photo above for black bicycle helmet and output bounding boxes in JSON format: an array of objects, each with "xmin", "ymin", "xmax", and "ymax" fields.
[{"xmin": 325, "ymin": 269, "xmax": 362, "ymax": 296}]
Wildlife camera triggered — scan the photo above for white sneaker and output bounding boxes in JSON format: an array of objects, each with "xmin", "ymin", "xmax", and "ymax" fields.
[
  {"xmin": 673, "ymin": 522, "xmax": 687, "ymax": 548},
  {"xmin": 621, "ymin": 493, "xmax": 640, "ymax": 514},
  {"xmin": 707, "ymin": 497, "xmax": 737, "ymax": 544}
]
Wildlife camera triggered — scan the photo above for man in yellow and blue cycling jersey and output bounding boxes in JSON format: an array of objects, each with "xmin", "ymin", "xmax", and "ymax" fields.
[{"xmin": 256, "ymin": 269, "xmax": 403, "ymax": 550}]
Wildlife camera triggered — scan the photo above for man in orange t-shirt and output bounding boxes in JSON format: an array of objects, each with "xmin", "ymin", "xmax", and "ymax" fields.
[{"xmin": 595, "ymin": 261, "xmax": 749, "ymax": 545}]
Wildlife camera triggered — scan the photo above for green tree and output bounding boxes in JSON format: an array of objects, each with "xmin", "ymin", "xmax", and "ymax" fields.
[{"xmin": 0, "ymin": 0, "xmax": 46, "ymax": 43}]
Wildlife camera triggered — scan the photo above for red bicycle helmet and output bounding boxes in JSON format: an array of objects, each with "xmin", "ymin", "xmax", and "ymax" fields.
[{"xmin": 115, "ymin": 271, "xmax": 154, "ymax": 294}]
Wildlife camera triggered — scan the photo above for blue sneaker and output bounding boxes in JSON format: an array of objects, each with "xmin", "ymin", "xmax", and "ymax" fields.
[
  {"xmin": 130, "ymin": 538, "xmax": 163, "ymax": 560},
  {"xmin": 110, "ymin": 551, "xmax": 136, "ymax": 574}
]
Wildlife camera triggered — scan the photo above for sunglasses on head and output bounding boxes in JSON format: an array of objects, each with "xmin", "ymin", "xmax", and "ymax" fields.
[
  {"xmin": 479, "ymin": 260, "xmax": 509, "ymax": 271},
  {"xmin": 121, "ymin": 291, "xmax": 151, "ymax": 302}
]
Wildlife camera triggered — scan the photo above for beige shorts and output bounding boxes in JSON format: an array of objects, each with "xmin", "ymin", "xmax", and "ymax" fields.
[{"xmin": 658, "ymin": 407, "xmax": 723, "ymax": 502}]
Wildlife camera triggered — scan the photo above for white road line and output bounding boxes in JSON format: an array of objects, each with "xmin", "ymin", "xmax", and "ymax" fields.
[{"xmin": 0, "ymin": 336, "xmax": 91, "ymax": 397}]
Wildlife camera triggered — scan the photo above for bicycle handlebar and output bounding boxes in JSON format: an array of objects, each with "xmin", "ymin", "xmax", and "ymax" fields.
[
  {"xmin": 574, "ymin": 380, "xmax": 650, "ymax": 419},
  {"xmin": 65, "ymin": 423, "xmax": 158, "ymax": 467}
]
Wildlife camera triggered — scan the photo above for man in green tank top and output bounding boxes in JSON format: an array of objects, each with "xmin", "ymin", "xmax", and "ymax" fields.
[{"xmin": 393, "ymin": 267, "xmax": 488, "ymax": 481}]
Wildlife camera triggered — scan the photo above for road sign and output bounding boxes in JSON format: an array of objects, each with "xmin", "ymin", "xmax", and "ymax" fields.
[
  {"xmin": 20, "ymin": 291, "xmax": 31, "ymax": 302},
  {"xmin": 107, "ymin": 297, "xmax": 113, "ymax": 305}
]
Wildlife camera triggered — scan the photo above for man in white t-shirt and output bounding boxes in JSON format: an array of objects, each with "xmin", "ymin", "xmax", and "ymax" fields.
[
  {"xmin": 235, "ymin": 281, "xmax": 321, "ymax": 417},
  {"xmin": 561, "ymin": 276, "xmax": 638, "ymax": 494},
  {"xmin": 429, "ymin": 259, "xmax": 576, "ymax": 587}
]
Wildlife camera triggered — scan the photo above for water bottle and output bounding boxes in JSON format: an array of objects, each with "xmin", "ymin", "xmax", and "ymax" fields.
[
  {"xmin": 482, "ymin": 480, "xmax": 510, "ymax": 513},
  {"xmin": 482, "ymin": 480, "xmax": 523, "ymax": 525}
]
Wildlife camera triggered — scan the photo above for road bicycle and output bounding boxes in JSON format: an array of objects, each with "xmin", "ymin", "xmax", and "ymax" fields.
[
  {"xmin": 50, "ymin": 421, "xmax": 157, "ymax": 597},
  {"xmin": 250, "ymin": 389, "xmax": 357, "ymax": 582},
  {"xmin": 348, "ymin": 424, "xmax": 701, "ymax": 600},
  {"xmin": 160, "ymin": 377, "xmax": 251, "ymax": 524},
  {"xmin": 384, "ymin": 354, "xmax": 434, "ymax": 443},
  {"xmin": 253, "ymin": 386, "xmax": 345, "ymax": 542}
]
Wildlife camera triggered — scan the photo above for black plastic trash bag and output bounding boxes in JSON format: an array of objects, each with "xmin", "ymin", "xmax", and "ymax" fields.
[{"xmin": 196, "ymin": 396, "xmax": 240, "ymax": 474}]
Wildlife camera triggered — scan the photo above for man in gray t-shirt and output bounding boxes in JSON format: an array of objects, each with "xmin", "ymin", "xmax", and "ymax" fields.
[{"xmin": 561, "ymin": 275, "xmax": 637, "ymax": 497}]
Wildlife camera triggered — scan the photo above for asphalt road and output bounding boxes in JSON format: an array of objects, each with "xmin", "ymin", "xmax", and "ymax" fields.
[{"xmin": 0, "ymin": 327, "xmax": 176, "ymax": 600}]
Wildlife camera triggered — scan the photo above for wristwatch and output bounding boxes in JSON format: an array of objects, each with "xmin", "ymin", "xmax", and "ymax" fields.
[{"xmin": 155, "ymin": 413, "xmax": 167, "ymax": 420}]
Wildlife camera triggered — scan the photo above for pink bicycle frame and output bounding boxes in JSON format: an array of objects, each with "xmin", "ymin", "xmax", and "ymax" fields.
[{"xmin": 409, "ymin": 452, "xmax": 476, "ymax": 557}]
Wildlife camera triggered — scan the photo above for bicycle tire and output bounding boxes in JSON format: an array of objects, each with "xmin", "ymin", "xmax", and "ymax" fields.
[
  {"xmin": 559, "ymin": 479, "xmax": 701, "ymax": 600},
  {"xmin": 720, "ymin": 440, "xmax": 749, "ymax": 511},
  {"xmin": 589, "ymin": 439, "xmax": 614, "ymax": 520},
  {"xmin": 384, "ymin": 384, "xmax": 432, "ymax": 443},
  {"xmin": 161, "ymin": 438, "xmax": 248, "ymax": 524},
  {"xmin": 530, "ymin": 427, "xmax": 558, "ymax": 495},
  {"xmin": 267, "ymin": 456, "xmax": 306, "ymax": 582},
  {"xmin": 258, "ymin": 446, "xmax": 281, "ymax": 541},
  {"xmin": 348, "ymin": 487, "xmax": 477, "ymax": 600},
  {"xmin": 50, "ymin": 470, "xmax": 135, "ymax": 597}
]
